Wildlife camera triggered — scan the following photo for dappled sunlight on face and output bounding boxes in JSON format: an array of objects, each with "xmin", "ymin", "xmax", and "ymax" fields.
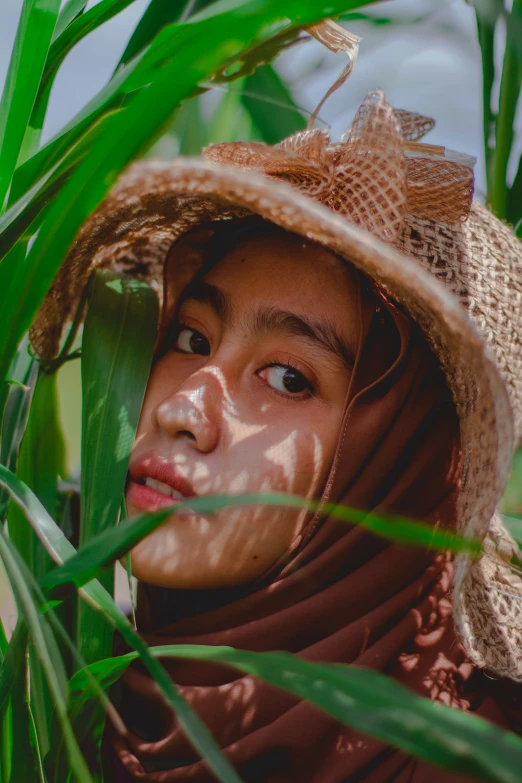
[{"xmin": 125, "ymin": 228, "xmax": 359, "ymax": 588}]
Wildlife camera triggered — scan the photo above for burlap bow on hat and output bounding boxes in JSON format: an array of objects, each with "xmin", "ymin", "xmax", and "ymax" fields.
[
  {"xmin": 30, "ymin": 89, "xmax": 522, "ymax": 680},
  {"xmin": 204, "ymin": 89, "xmax": 474, "ymax": 242}
]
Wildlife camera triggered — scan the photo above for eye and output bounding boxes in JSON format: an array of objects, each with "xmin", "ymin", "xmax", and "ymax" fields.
[
  {"xmin": 260, "ymin": 363, "xmax": 312, "ymax": 397},
  {"xmin": 174, "ymin": 325, "xmax": 210, "ymax": 356}
]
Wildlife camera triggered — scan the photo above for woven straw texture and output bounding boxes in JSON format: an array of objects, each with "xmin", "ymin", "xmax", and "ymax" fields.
[{"xmin": 30, "ymin": 90, "xmax": 522, "ymax": 679}]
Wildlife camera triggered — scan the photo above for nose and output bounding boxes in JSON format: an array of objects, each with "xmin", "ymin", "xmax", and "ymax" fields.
[{"xmin": 153, "ymin": 368, "xmax": 221, "ymax": 453}]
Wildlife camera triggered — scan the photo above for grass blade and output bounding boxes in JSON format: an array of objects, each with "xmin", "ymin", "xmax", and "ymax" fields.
[
  {"xmin": 53, "ymin": 0, "xmax": 87, "ymax": 40},
  {"xmin": 0, "ymin": 0, "xmax": 374, "ymax": 394},
  {"xmin": 0, "ymin": 466, "xmax": 245, "ymax": 783},
  {"xmin": 0, "ymin": 533, "xmax": 92, "ymax": 783},
  {"xmin": 488, "ymin": 0, "xmax": 522, "ymax": 217},
  {"xmin": 73, "ymin": 645, "xmax": 522, "ymax": 783},
  {"xmin": 0, "ymin": 466, "xmax": 492, "ymax": 782},
  {"xmin": 0, "ymin": 624, "xmax": 22, "ymax": 783},
  {"xmin": 0, "ymin": 621, "xmax": 27, "ymax": 717},
  {"xmin": 117, "ymin": 0, "xmax": 213, "ymax": 69},
  {"xmin": 0, "ymin": 621, "xmax": 7, "ymax": 662},
  {"xmin": 80, "ymin": 272, "xmax": 158, "ymax": 544},
  {"xmin": 77, "ymin": 271, "xmax": 158, "ymax": 664},
  {"xmin": 32, "ymin": 0, "xmax": 138, "ymax": 135},
  {"xmin": 474, "ymin": 6, "xmax": 497, "ymax": 191},
  {"xmin": 507, "ymin": 154, "xmax": 522, "ymax": 225},
  {"xmin": 9, "ymin": 654, "xmax": 38, "ymax": 783},
  {"xmin": 8, "ymin": 370, "xmax": 65, "ymax": 577},
  {"xmin": 0, "ymin": 339, "xmax": 38, "ymax": 520},
  {"xmin": 242, "ymin": 64, "xmax": 306, "ymax": 143},
  {"xmin": 43, "ymin": 493, "xmax": 482, "ymax": 597},
  {"xmin": 0, "ymin": 0, "xmax": 61, "ymax": 210}
]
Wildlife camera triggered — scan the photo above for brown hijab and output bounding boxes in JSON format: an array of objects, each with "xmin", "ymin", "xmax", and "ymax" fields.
[{"xmin": 108, "ymin": 226, "xmax": 515, "ymax": 782}]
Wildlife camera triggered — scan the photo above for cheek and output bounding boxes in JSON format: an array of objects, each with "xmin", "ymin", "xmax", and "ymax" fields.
[{"xmin": 230, "ymin": 410, "xmax": 339, "ymax": 499}]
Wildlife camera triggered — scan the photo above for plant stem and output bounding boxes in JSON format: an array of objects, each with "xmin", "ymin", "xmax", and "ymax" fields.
[
  {"xmin": 475, "ymin": 10, "xmax": 496, "ymax": 193},
  {"xmin": 490, "ymin": 0, "xmax": 522, "ymax": 218}
]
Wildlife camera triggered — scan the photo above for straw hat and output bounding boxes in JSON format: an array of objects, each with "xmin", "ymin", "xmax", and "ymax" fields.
[{"xmin": 30, "ymin": 88, "xmax": 522, "ymax": 680}]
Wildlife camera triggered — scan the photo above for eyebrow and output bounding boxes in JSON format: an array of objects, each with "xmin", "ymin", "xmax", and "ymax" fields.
[{"xmin": 179, "ymin": 281, "xmax": 355, "ymax": 371}]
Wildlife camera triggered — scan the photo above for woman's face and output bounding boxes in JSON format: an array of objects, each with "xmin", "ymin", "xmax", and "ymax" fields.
[{"xmin": 126, "ymin": 229, "xmax": 360, "ymax": 588}]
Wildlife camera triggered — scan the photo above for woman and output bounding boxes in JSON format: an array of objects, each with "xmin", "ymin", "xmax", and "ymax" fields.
[{"xmin": 32, "ymin": 91, "xmax": 522, "ymax": 781}]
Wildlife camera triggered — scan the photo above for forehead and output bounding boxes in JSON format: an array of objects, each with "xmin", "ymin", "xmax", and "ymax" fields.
[{"xmin": 201, "ymin": 231, "xmax": 359, "ymax": 320}]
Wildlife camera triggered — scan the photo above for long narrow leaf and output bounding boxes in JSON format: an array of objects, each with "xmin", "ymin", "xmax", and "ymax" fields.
[
  {"xmin": 1, "ymin": 562, "xmax": 126, "ymax": 780},
  {"xmin": 0, "ymin": 466, "xmax": 245, "ymax": 783},
  {"xmin": 0, "ymin": 0, "xmax": 61, "ymax": 210},
  {"xmin": 117, "ymin": 0, "xmax": 214, "ymax": 70},
  {"xmin": 0, "ymin": 533, "xmax": 91, "ymax": 782},
  {"xmin": 0, "ymin": 621, "xmax": 27, "ymax": 717},
  {"xmin": 80, "ymin": 272, "xmax": 158, "ymax": 543},
  {"xmin": 0, "ymin": 0, "xmax": 375, "ymax": 387},
  {"xmin": 9, "ymin": 655, "xmax": 38, "ymax": 783},
  {"xmin": 0, "ymin": 465, "xmax": 507, "ymax": 783},
  {"xmin": 16, "ymin": 362, "xmax": 69, "ymax": 764},
  {"xmin": 474, "ymin": 6, "xmax": 497, "ymax": 190},
  {"xmin": 242, "ymin": 64, "xmax": 306, "ymax": 143},
  {"xmin": 42, "ymin": 492, "xmax": 482, "ymax": 595},
  {"xmin": 508, "ymin": 154, "xmax": 522, "ymax": 225},
  {"xmin": 52, "ymin": 0, "xmax": 88, "ymax": 40},
  {"xmin": 0, "ymin": 620, "xmax": 7, "ymax": 662},
  {"xmin": 71, "ymin": 645, "xmax": 522, "ymax": 783},
  {"xmin": 8, "ymin": 370, "xmax": 65, "ymax": 542},
  {"xmin": 32, "ymin": 0, "xmax": 138, "ymax": 132},
  {"xmin": 0, "ymin": 339, "xmax": 38, "ymax": 519},
  {"xmin": 489, "ymin": 0, "xmax": 522, "ymax": 216},
  {"xmin": 77, "ymin": 271, "xmax": 158, "ymax": 664}
]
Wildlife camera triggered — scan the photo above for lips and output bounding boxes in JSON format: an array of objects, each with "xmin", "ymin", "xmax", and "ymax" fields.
[{"xmin": 127, "ymin": 456, "xmax": 196, "ymax": 513}]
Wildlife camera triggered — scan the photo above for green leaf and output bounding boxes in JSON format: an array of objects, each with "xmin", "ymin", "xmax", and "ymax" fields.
[
  {"xmin": 72, "ymin": 645, "xmax": 522, "ymax": 783},
  {"xmin": 0, "ymin": 621, "xmax": 27, "ymax": 718},
  {"xmin": 27, "ymin": 641, "xmax": 54, "ymax": 761},
  {"xmin": 8, "ymin": 655, "xmax": 38, "ymax": 783},
  {"xmin": 0, "ymin": 0, "xmax": 61, "ymax": 210},
  {"xmin": 488, "ymin": 0, "xmax": 522, "ymax": 217},
  {"xmin": 507, "ymin": 155, "xmax": 522, "ymax": 225},
  {"xmin": 337, "ymin": 10, "xmax": 391, "ymax": 23},
  {"xmin": 53, "ymin": 0, "xmax": 87, "ymax": 41},
  {"xmin": 0, "ymin": 623, "xmax": 27, "ymax": 783},
  {"xmin": 43, "ymin": 491, "xmax": 482, "ymax": 597},
  {"xmin": 0, "ymin": 466, "xmax": 246, "ymax": 783},
  {"xmin": 77, "ymin": 271, "xmax": 158, "ymax": 663},
  {"xmin": 80, "ymin": 271, "xmax": 158, "ymax": 543},
  {"xmin": 2, "ymin": 109, "xmax": 127, "ymax": 262},
  {"xmin": 8, "ymin": 370, "xmax": 65, "ymax": 578},
  {"xmin": 0, "ymin": 165, "xmax": 70, "ymax": 262},
  {"xmin": 0, "ymin": 0, "xmax": 378, "ymax": 408},
  {"xmin": 0, "ymin": 1, "xmax": 288, "ymax": 382},
  {"xmin": 0, "ymin": 698, "xmax": 12, "ymax": 783},
  {"xmin": 32, "ymin": 0, "xmax": 138, "ymax": 134},
  {"xmin": 117, "ymin": 0, "xmax": 214, "ymax": 70},
  {"xmin": 43, "ymin": 506, "xmax": 172, "ymax": 594},
  {"xmin": 242, "ymin": 64, "xmax": 306, "ymax": 143},
  {"xmin": 474, "ymin": 5, "xmax": 497, "ymax": 192},
  {"xmin": 0, "ymin": 339, "xmax": 38, "ymax": 520},
  {"xmin": 503, "ymin": 513, "xmax": 522, "ymax": 546},
  {"xmin": 0, "ymin": 533, "xmax": 91, "ymax": 783},
  {"xmin": 209, "ymin": 81, "xmax": 254, "ymax": 143},
  {"xmin": 0, "ymin": 621, "xmax": 7, "ymax": 663}
]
